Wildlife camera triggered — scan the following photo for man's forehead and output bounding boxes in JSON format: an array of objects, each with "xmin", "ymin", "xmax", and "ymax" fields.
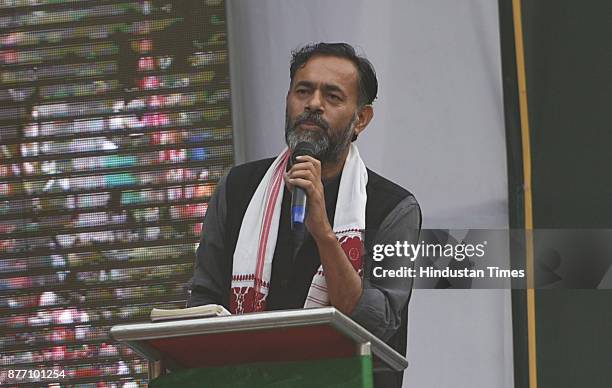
[{"xmin": 293, "ymin": 55, "xmax": 359, "ymax": 92}]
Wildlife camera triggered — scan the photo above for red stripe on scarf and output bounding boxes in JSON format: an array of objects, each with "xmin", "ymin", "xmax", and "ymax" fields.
[{"xmin": 254, "ymin": 152, "xmax": 289, "ymax": 292}]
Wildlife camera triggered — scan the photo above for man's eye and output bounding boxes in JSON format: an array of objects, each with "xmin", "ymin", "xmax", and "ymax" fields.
[
  {"xmin": 329, "ymin": 94, "xmax": 342, "ymax": 101},
  {"xmin": 296, "ymin": 89, "xmax": 309, "ymax": 95}
]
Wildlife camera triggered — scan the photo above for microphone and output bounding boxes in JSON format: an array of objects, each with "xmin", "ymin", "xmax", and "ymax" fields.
[{"xmin": 290, "ymin": 142, "xmax": 316, "ymax": 249}]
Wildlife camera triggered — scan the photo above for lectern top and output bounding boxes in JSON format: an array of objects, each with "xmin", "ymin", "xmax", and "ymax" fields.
[{"xmin": 110, "ymin": 307, "xmax": 408, "ymax": 372}]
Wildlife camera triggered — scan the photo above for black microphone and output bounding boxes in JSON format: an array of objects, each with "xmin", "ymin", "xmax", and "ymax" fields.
[{"xmin": 290, "ymin": 142, "xmax": 316, "ymax": 250}]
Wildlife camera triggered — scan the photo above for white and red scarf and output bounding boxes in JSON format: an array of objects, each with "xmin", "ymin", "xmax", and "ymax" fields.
[{"xmin": 230, "ymin": 144, "xmax": 368, "ymax": 314}]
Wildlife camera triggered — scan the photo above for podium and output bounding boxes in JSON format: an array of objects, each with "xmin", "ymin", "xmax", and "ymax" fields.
[{"xmin": 110, "ymin": 307, "xmax": 408, "ymax": 387}]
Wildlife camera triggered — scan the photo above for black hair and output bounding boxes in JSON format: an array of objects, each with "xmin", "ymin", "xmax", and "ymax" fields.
[{"xmin": 289, "ymin": 42, "xmax": 378, "ymax": 107}]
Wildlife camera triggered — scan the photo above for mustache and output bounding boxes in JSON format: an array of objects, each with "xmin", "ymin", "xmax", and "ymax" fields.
[{"xmin": 292, "ymin": 112, "xmax": 330, "ymax": 131}]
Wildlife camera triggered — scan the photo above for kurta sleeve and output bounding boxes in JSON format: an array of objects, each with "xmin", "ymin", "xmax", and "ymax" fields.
[
  {"xmin": 349, "ymin": 195, "xmax": 421, "ymax": 341},
  {"xmin": 187, "ymin": 174, "xmax": 229, "ymax": 307}
]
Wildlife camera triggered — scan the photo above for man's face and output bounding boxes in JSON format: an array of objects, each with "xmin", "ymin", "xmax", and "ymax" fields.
[{"xmin": 285, "ymin": 55, "xmax": 360, "ymax": 163}]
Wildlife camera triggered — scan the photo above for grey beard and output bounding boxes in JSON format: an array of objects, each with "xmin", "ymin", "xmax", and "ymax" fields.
[
  {"xmin": 285, "ymin": 112, "xmax": 357, "ymax": 163},
  {"xmin": 286, "ymin": 125, "xmax": 330, "ymax": 159}
]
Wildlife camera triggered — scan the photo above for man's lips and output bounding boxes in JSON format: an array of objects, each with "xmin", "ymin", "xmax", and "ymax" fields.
[{"xmin": 298, "ymin": 121, "xmax": 324, "ymax": 130}]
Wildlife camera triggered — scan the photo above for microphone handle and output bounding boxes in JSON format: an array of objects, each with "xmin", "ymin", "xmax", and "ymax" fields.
[
  {"xmin": 291, "ymin": 186, "xmax": 307, "ymax": 259},
  {"xmin": 291, "ymin": 186, "xmax": 307, "ymax": 229}
]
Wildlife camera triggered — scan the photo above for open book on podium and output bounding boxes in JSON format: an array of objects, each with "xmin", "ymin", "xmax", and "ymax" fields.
[{"xmin": 110, "ymin": 307, "xmax": 408, "ymax": 388}]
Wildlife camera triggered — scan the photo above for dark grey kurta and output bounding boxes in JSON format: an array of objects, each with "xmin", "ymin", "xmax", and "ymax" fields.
[{"xmin": 188, "ymin": 173, "xmax": 421, "ymax": 342}]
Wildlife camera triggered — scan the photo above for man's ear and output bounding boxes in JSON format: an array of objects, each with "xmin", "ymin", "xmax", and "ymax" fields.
[{"xmin": 354, "ymin": 105, "xmax": 374, "ymax": 138}]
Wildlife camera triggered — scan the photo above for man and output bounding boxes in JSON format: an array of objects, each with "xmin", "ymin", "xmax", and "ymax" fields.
[{"xmin": 188, "ymin": 42, "xmax": 421, "ymax": 387}]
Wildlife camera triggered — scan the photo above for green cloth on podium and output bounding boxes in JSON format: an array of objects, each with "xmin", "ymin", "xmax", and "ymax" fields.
[{"xmin": 149, "ymin": 355, "xmax": 373, "ymax": 388}]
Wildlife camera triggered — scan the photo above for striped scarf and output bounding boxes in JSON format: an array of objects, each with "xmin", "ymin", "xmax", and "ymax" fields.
[{"xmin": 230, "ymin": 144, "xmax": 367, "ymax": 314}]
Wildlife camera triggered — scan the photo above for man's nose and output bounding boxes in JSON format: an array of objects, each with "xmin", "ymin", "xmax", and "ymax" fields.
[{"xmin": 305, "ymin": 90, "xmax": 324, "ymax": 113}]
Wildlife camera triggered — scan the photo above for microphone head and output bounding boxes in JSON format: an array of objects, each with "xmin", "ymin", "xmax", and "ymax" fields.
[{"xmin": 292, "ymin": 142, "xmax": 317, "ymax": 165}]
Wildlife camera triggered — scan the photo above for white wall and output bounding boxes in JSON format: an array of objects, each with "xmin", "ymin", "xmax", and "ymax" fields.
[{"xmin": 227, "ymin": 1, "xmax": 513, "ymax": 387}]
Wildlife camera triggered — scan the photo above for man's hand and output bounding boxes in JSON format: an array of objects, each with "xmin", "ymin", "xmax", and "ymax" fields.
[
  {"xmin": 284, "ymin": 155, "xmax": 334, "ymax": 242},
  {"xmin": 284, "ymin": 155, "xmax": 362, "ymax": 314}
]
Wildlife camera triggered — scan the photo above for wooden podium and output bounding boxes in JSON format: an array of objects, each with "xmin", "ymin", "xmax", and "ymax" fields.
[{"xmin": 110, "ymin": 307, "xmax": 408, "ymax": 387}]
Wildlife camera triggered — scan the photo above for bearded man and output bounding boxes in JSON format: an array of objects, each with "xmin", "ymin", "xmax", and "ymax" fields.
[{"xmin": 188, "ymin": 42, "xmax": 421, "ymax": 387}]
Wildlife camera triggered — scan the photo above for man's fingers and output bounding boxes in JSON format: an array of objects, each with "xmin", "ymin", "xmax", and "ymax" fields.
[
  {"xmin": 295, "ymin": 155, "xmax": 321, "ymax": 173},
  {"xmin": 288, "ymin": 169, "xmax": 315, "ymax": 181},
  {"xmin": 287, "ymin": 177, "xmax": 315, "ymax": 194},
  {"xmin": 290, "ymin": 161, "xmax": 319, "ymax": 177},
  {"xmin": 296, "ymin": 155, "xmax": 320, "ymax": 167},
  {"xmin": 285, "ymin": 170, "xmax": 319, "ymax": 195},
  {"xmin": 287, "ymin": 155, "xmax": 323, "ymax": 196}
]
